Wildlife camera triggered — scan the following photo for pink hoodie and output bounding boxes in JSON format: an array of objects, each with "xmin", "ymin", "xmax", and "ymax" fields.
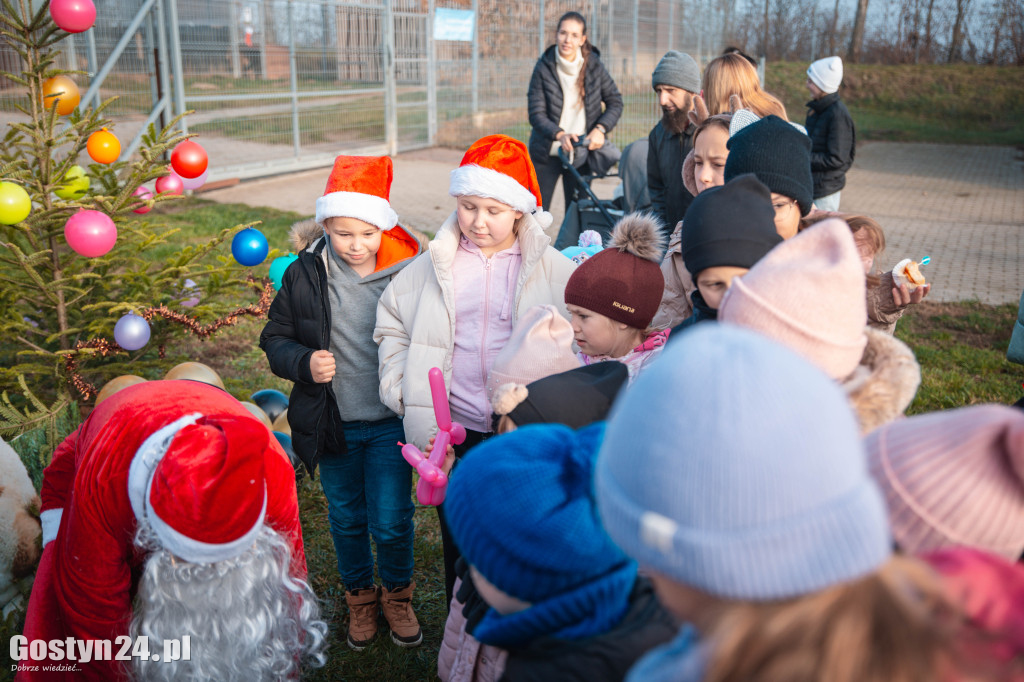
[{"xmin": 449, "ymin": 235, "xmax": 523, "ymax": 432}]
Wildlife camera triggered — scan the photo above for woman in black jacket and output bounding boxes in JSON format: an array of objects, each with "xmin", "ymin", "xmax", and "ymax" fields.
[{"xmin": 527, "ymin": 11, "xmax": 623, "ymax": 211}]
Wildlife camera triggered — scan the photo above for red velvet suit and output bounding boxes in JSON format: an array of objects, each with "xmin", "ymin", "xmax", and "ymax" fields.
[{"xmin": 19, "ymin": 380, "xmax": 305, "ymax": 681}]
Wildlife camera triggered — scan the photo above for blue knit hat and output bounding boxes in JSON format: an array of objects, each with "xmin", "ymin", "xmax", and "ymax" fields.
[
  {"xmin": 446, "ymin": 423, "xmax": 634, "ymax": 603},
  {"xmin": 594, "ymin": 324, "xmax": 891, "ymax": 600}
]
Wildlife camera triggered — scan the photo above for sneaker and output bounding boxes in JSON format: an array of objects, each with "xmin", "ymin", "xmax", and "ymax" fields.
[
  {"xmin": 380, "ymin": 582, "xmax": 423, "ymax": 647},
  {"xmin": 344, "ymin": 586, "xmax": 380, "ymax": 650}
]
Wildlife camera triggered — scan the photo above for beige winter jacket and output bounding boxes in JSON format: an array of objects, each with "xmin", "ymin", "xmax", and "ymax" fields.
[
  {"xmin": 374, "ymin": 211, "xmax": 576, "ymax": 448},
  {"xmin": 844, "ymin": 327, "xmax": 921, "ymax": 435},
  {"xmin": 651, "ymin": 220, "xmax": 695, "ymax": 330}
]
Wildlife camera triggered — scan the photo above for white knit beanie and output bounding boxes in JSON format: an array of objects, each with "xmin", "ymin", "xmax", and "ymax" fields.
[{"xmin": 807, "ymin": 56, "xmax": 843, "ymax": 95}]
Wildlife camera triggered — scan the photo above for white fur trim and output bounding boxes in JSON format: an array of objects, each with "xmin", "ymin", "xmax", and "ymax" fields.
[
  {"xmin": 147, "ymin": 489, "xmax": 267, "ymax": 564},
  {"xmin": 127, "ymin": 412, "xmax": 267, "ymax": 563},
  {"xmin": 449, "ymin": 165, "xmax": 538, "ymax": 214},
  {"xmin": 40, "ymin": 508, "xmax": 62, "ymax": 547},
  {"xmin": 315, "ymin": 191, "xmax": 398, "ymax": 231}
]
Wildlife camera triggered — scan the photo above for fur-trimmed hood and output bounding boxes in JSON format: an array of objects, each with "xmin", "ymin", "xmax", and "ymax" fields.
[
  {"xmin": 289, "ymin": 218, "xmax": 323, "ymax": 253},
  {"xmin": 843, "ymin": 327, "xmax": 921, "ymax": 435}
]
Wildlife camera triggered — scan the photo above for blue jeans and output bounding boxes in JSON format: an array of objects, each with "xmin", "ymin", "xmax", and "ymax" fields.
[{"xmin": 318, "ymin": 416, "xmax": 414, "ymax": 591}]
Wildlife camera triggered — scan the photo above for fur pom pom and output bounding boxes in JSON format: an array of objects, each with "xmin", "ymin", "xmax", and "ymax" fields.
[
  {"xmin": 532, "ymin": 209, "xmax": 553, "ymax": 230},
  {"xmin": 289, "ymin": 218, "xmax": 323, "ymax": 252},
  {"xmin": 608, "ymin": 212, "xmax": 666, "ymax": 263},
  {"xmin": 491, "ymin": 383, "xmax": 529, "ymax": 416}
]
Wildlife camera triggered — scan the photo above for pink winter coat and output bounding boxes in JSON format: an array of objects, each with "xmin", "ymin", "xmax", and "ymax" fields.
[{"xmin": 438, "ymin": 577, "xmax": 509, "ymax": 682}]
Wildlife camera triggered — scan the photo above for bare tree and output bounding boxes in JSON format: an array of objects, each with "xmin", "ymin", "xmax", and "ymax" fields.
[
  {"xmin": 829, "ymin": 0, "xmax": 842, "ymax": 54},
  {"xmin": 923, "ymin": 0, "xmax": 938, "ymax": 61},
  {"xmin": 849, "ymin": 0, "xmax": 870, "ymax": 61},
  {"xmin": 948, "ymin": 0, "xmax": 975, "ymax": 61}
]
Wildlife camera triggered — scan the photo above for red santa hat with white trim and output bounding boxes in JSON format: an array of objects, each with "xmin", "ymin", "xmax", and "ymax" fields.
[
  {"xmin": 449, "ymin": 134, "xmax": 553, "ymax": 229},
  {"xmin": 315, "ymin": 155, "xmax": 399, "ymax": 231},
  {"xmin": 128, "ymin": 413, "xmax": 268, "ymax": 563}
]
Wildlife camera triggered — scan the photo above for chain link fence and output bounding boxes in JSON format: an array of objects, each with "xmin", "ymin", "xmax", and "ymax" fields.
[{"xmin": 0, "ymin": 0, "xmax": 728, "ymax": 180}]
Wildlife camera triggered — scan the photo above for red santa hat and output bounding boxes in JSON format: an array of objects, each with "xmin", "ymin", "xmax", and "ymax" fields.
[
  {"xmin": 449, "ymin": 134, "xmax": 552, "ymax": 228},
  {"xmin": 128, "ymin": 413, "xmax": 268, "ymax": 563},
  {"xmin": 315, "ymin": 155, "xmax": 399, "ymax": 231}
]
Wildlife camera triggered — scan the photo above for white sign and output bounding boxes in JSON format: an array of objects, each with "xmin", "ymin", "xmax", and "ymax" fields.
[{"xmin": 434, "ymin": 8, "xmax": 475, "ymax": 41}]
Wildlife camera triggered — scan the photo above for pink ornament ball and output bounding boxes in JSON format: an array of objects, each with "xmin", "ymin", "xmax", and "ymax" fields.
[
  {"xmin": 50, "ymin": 0, "xmax": 97, "ymax": 33},
  {"xmin": 155, "ymin": 172, "xmax": 184, "ymax": 196},
  {"xmin": 179, "ymin": 169, "xmax": 208, "ymax": 191},
  {"xmin": 64, "ymin": 210, "xmax": 117, "ymax": 257},
  {"xmin": 132, "ymin": 186, "xmax": 153, "ymax": 214}
]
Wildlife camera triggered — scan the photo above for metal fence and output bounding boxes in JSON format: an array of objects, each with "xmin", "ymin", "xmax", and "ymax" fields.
[{"xmin": 0, "ymin": 0, "xmax": 727, "ymax": 181}]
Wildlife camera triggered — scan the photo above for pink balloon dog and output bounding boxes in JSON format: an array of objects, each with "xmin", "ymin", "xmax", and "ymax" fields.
[{"xmin": 399, "ymin": 367, "xmax": 467, "ymax": 506}]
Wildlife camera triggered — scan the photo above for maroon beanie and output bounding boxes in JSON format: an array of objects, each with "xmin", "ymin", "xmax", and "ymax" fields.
[{"xmin": 564, "ymin": 213, "xmax": 665, "ymax": 329}]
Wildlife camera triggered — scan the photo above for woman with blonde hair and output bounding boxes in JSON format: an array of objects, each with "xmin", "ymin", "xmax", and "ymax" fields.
[{"xmin": 702, "ymin": 53, "xmax": 788, "ymax": 119}]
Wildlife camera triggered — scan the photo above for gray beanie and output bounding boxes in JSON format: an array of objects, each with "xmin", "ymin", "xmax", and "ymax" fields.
[{"xmin": 652, "ymin": 51, "xmax": 701, "ymax": 94}]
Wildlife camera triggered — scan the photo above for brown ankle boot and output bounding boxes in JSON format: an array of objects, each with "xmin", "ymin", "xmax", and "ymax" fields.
[
  {"xmin": 380, "ymin": 582, "xmax": 423, "ymax": 647},
  {"xmin": 344, "ymin": 586, "xmax": 380, "ymax": 650}
]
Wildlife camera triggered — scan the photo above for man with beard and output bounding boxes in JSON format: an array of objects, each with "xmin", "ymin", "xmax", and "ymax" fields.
[{"xmin": 647, "ymin": 51, "xmax": 701, "ymax": 239}]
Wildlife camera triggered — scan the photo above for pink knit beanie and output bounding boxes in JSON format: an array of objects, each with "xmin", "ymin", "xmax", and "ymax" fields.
[
  {"xmin": 866, "ymin": 404, "xmax": 1024, "ymax": 561},
  {"xmin": 486, "ymin": 304, "xmax": 579, "ymax": 400},
  {"xmin": 718, "ymin": 218, "xmax": 867, "ymax": 380}
]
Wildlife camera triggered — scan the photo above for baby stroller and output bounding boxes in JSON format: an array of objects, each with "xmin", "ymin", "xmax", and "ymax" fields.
[{"xmin": 553, "ymin": 139, "xmax": 625, "ymax": 250}]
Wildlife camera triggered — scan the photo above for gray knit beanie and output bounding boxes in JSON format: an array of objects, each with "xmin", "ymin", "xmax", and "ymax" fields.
[
  {"xmin": 594, "ymin": 324, "xmax": 891, "ymax": 601},
  {"xmin": 652, "ymin": 51, "xmax": 701, "ymax": 94}
]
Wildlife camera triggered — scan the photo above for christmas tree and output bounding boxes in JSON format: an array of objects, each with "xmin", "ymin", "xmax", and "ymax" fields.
[{"xmin": 0, "ymin": 0, "xmax": 272, "ymax": 455}]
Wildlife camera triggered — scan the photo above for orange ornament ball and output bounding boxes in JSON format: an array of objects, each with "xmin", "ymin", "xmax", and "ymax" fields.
[
  {"xmin": 41, "ymin": 75, "xmax": 80, "ymax": 116},
  {"xmin": 87, "ymin": 128, "xmax": 120, "ymax": 164}
]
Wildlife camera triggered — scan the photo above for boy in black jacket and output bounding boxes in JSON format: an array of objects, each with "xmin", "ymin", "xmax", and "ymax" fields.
[
  {"xmin": 805, "ymin": 56, "xmax": 855, "ymax": 212},
  {"xmin": 259, "ymin": 155, "xmax": 422, "ymax": 651}
]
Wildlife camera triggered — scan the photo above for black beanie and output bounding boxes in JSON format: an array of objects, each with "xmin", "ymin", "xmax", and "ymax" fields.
[
  {"xmin": 507, "ymin": 362, "xmax": 629, "ymax": 429},
  {"xmin": 681, "ymin": 174, "xmax": 783, "ymax": 278},
  {"xmin": 724, "ymin": 115, "xmax": 814, "ymax": 216}
]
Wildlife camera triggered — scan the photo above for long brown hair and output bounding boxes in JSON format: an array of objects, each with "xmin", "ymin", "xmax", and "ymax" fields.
[
  {"xmin": 699, "ymin": 556, "xmax": 1001, "ymax": 682},
  {"xmin": 555, "ymin": 11, "xmax": 590, "ymax": 102},
  {"xmin": 703, "ymin": 53, "xmax": 787, "ymax": 120}
]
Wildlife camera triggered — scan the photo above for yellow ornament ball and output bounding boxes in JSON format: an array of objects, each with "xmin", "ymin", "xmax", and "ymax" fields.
[
  {"xmin": 0, "ymin": 182, "xmax": 31, "ymax": 225},
  {"xmin": 54, "ymin": 165, "xmax": 90, "ymax": 200},
  {"xmin": 95, "ymin": 375, "xmax": 147, "ymax": 405},
  {"xmin": 240, "ymin": 401, "xmax": 274, "ymax": 430},
  {"xmin": 272, "ymin": 409, "xmax": 290, "ymax": 436},
  {"xmin": 41, "ymin": 75, "xmax": 80, "ymax": 116},
  {"xmin": 86, "ymin": 128, "xmax": 120, "ymax": 164},
  {"xmin": 163, "ymin": 361, "xmax": 226, "ymax": 390}
]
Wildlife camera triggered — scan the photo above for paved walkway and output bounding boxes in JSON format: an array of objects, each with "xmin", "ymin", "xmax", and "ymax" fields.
[{"xmin": 203, "ymin": 141, "xmax": 1024, "ymax": 304}]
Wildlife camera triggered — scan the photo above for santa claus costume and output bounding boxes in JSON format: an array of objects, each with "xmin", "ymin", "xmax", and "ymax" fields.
[{"xmin": 19, "ymin": 380, "xmax": 322, "ymax": 681}]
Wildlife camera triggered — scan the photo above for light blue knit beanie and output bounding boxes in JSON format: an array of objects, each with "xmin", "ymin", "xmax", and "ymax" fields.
[{"xmin": 594, "ymin": 324, "xmax": 891, "ymax": 600}]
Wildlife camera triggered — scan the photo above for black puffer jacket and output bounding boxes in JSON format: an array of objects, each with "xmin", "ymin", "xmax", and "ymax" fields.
[
  {"xmin": 527, "ymin": 45, "xmax": 623, "ymax": 161},
  {"xmin": 259, "ymin": 236, "xmax": 339, "ymax": 475},
  {"xmin": 805, "ymin": 92, "xmax": 856, "ymax": 197}
]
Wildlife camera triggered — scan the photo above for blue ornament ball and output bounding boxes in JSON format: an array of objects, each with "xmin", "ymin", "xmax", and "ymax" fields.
[
  {"xmin": 232, "ymin": 227, "xmax": 269, "ymax": 267},
  {"xmin": 268, "ymin": 253, "xmax": 299, "ymax": 290},
  {"xmin": 114, "ymin": 313, "xmax": 150, "ymax": 351}
]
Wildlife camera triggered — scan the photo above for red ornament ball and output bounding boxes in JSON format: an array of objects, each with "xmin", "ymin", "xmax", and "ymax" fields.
[
  {"xmin": 170, "ymin": 140, "xmax": 208, "ymax": 179},
  {"xmin": 50, "ymin": 0, "xmax": 96, "ymax": 33},
  {"xmin": 132, "ymin": 186, "xmax": 153, "ymax": 214}
]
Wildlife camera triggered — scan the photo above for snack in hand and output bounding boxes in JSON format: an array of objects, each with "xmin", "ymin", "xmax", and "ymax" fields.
[{"xmin": 892, "ymin": 258, "xmax": 927, "ymax": 291}]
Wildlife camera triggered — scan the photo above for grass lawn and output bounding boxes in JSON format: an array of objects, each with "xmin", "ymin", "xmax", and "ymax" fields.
[{"xmin": 4, "ymin": 198, "xmax": 1022, "ymax": 680}]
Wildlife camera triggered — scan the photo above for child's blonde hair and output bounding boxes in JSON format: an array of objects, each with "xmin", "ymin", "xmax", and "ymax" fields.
[
  {"xmin": 700, "ymin": 555, "xmax": 1001, "ymax": 682},
  {"xmin": 703, "ymin": 54, "xmax": 788, "ymax": 120},
  {"xmin": 802, "ymin": 211, "xmax": 886, "ymax": 282}
]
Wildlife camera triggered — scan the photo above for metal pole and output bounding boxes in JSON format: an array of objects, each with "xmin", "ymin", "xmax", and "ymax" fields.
[
  {"xmin": 229, "ymin": 0, "xmax": 242, "ymax": 78},
  {"xmin": 538, "ymin": 0, "xmax": 545, "ymax": 58},
  {"xmin": 85, "ymin": 27, "xmax": 99, "ymax": 107},
  {"xmin": 383, "ymin": 0, "xmax": 398, "ymax": 155},
  {"xmin": 668, "ymin": 0, "xmax": 675, "ymax": 49},
  {"xmin": 427, "ymin": 0, "xmax": 437, "ymax": 145},
  {"xmin": 66, "ymin": 33, "xmax": 78, "ymax": 72},
  {"xmin": 607, "ymin": 0, "xmax": 614, "ymax": 76},
  {"xmin": 144, "ymin": 12, "xmax": 159, "ymax": 110},
  {"xmin": 155, "ymin": 0, "xmax": 171, "ymax": 132},
  {"xmin": 471, "ymin": 0, "xmax": 479, "ymax": 115},
  {"xmin": 631, "ymin": 0, "xmax": 638, "ymax": 77},
  {"xmin": 287, "ymin": 0, "xmax": 301, "ymax": 157},
  {"xmin": 165, "ymin": 0, "xmax": 188, "ymax": 133}
]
